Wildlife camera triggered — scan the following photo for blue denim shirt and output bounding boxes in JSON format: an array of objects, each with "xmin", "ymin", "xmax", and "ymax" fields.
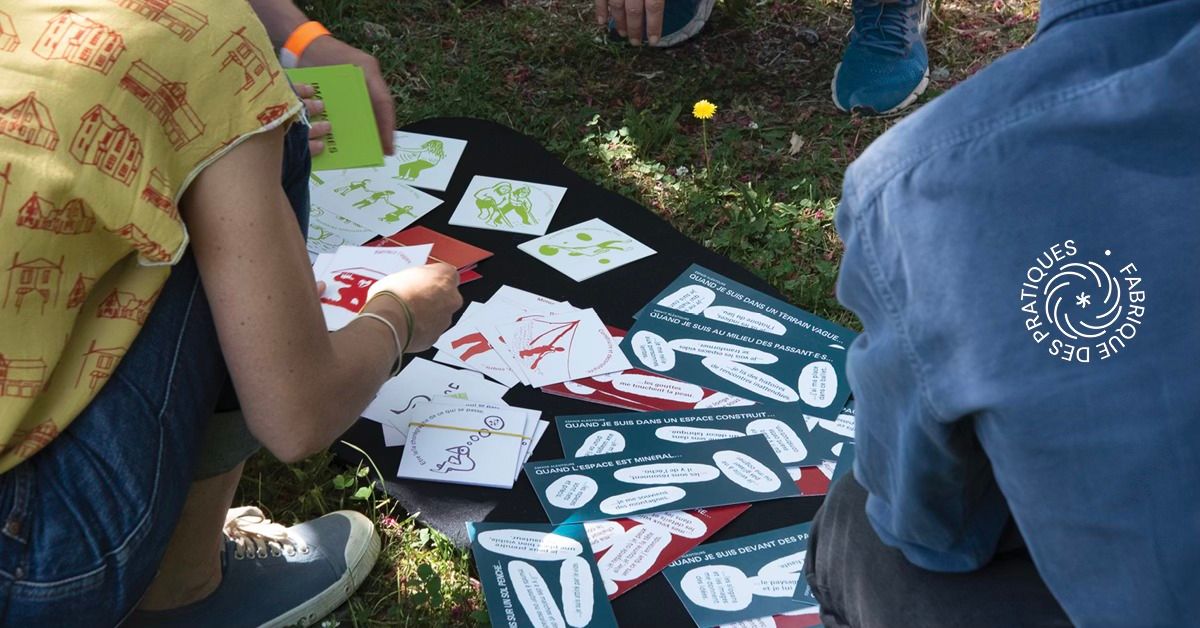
[{"xmin": 836, "ymin": 0, "xmax": 1200, "ymax": 623}]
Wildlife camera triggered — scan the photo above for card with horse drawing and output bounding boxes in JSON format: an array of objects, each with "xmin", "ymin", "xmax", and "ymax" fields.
[{"xmin": 448, "ymin": 175, "xmax": 568, "ymax": 236}]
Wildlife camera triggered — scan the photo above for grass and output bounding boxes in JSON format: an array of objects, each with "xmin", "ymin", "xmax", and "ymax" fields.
[{"xmin": 236, "ymin": 0, "xmax": 1037, "ymax": 623}]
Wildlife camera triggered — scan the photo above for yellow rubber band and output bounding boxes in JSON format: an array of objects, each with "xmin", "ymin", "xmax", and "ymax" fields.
[{"xmin": 407, "ymin": 422, "xmax": 526, "ymax": 439}]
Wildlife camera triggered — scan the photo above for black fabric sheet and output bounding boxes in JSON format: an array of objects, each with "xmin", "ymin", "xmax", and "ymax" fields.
[{"xmin": 330, "ymin": 118, "xmax": 825, "ymax": 627}]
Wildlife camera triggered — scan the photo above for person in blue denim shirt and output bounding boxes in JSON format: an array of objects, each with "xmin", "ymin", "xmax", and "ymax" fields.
[{"xmin": 805, "ymin": 0, "xmax": 1200, "ymax": 625}]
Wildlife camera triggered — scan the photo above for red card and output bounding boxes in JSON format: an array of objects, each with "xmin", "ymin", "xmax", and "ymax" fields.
[
  {"xmin": 458, "ymin": 269, "xmax": 483, "ymax": 285},
  {"xmin": 590, "ymin": 504, "xmax": 750, "ymax": 599},
  {"xmin": 370, "ymin": 226, "xmax": 492, "ymax": 269},
  {"xmin": 794, "ymin": 466, "xmax": 832, "ymax": 497}
]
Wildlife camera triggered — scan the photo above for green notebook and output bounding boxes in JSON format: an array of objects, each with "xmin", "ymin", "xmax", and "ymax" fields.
[{"xmin": 284, "ymin": 64, "xmax": 384, "ymax": 171}]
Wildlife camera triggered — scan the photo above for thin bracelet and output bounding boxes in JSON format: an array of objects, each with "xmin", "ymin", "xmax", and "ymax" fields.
[
  {"xmin": 364, "ymin": 292, "xmax": 414, "ymax": 354},
  {"xmin": 355, "ymin": 312, "xmax": 403, "ymax": 377}
]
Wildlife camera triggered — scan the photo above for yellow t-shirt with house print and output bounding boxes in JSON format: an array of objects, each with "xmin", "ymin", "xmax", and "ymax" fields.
[{"xmin": 0, "ymin": 1, "xmax": 301, "ymax": 472}]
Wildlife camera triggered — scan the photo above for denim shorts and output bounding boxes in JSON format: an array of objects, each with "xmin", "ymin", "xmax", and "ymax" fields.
[{"xmin": 0, "ymin": 122, "xmax": 311, "ymax": 627}]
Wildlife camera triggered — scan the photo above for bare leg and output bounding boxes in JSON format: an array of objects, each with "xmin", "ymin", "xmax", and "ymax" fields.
[{"xmin": 137, "ymin": 462, "xmax": 245, "ymax": 611}]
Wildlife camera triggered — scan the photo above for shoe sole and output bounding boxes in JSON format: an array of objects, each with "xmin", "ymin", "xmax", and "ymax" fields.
[
  {"xmin": 830, "ymin": 62, "xmax": 930, "ymax": 117},
  {"xmin": 259, "ymin": 515, "xmax": 382, "ymax": 628}
]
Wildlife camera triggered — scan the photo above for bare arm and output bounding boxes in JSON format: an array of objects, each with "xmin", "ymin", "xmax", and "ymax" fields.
[{"xmin": 182, "ymin": 126, "xmax": 460, "ymax": 461}]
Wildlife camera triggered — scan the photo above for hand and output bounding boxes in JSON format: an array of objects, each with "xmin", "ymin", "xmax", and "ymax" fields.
[
  {"xmin": 366, "ymin": 263, "xmax": 463, "ymax": 353},
  {"xmin": 294, "ymin": 83, "xmax": 332, "ymax": 155},
  {"xmin": 298, "ymin": 36, "xmax": 396, "ymax": 154},
  {"xmin": 596, "ymin": 0, "xmax": 665, "ymax": 46}
]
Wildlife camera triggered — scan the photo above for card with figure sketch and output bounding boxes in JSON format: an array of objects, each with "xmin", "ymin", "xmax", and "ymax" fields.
[
  {"xmin": 518, "ymin": 218, "xmax": 656, "ymax": 281},
  {"xmin": 390, "ymin": 131, "xmax": 468, "ymax": 191},
  {"xmin": 448, "ymin": 176, "xmax": 567, "ymax": 236},
  {"xmin": 315, "ymin": 244, "xmax": 432, "ymax": 330},
  {"xmin": 309, "ymin": 170, "xmax": 443, "ymax": 235},
  {"xmin": 307, "ymin": 202, "xmax": 378, "ymax": 254},
  {"xmin": 488, "ymin": 308, "xmax": 632, "ymax": 387},
  {"xmin": 396, "ymin": 400, "xmax": 531, "ymax": 488}
]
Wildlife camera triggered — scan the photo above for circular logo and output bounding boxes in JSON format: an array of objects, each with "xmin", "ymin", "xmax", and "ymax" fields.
[{"xmin": 1018, "ymin": 241, "xmax": 1146, "ymax": 363}]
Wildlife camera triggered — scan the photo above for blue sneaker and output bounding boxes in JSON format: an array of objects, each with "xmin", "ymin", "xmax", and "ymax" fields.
[
  {"xmin": 607, "ymin": 0, "xmax": 716, "ymax": 47},
  {"xmin": 832, "ymin": 0, "xmax": 932, "ymax": 115},
  {"xmin": 127, "ymin": 507, "xmax": 381, "ymax": 627}
]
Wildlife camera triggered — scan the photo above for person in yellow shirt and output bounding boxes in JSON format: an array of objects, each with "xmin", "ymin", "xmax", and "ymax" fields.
[{"xmin": 0, "ymin": 3, "xmax": 462, "ymax": 625}]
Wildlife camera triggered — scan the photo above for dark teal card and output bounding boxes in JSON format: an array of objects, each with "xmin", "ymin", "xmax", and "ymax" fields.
[
  {"xmin": 634, "ymin": 264, "xmax": 857, "ymax": 349},
  {"xmin": 556, "ymin": 404, "xmax": 850, "ymax": 469},
  {"xmin": 663, "ymin": 522, "xmax": 818, "ymax": 627},
  {"xmin": 467, "ymin": 522, "xmax": 618, "ymax": 628},
  {"xmin": 622, "ymin": 307, "xmax": 851, "ymax": 417},
  {"xmin": 525, "ymin": 434, "xmax": 801, "ymax": 524}
]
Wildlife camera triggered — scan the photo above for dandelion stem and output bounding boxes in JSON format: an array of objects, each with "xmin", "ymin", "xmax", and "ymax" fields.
[{"xmin": 702, "ymin": 121, "xmax": 710, "ymax": 171}]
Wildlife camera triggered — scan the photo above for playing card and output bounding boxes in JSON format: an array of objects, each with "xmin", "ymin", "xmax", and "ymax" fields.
[
  {"xmin": 448, "ymin": 175, "xmax": 567, "ymax": 236},
  {"xmin": 490, "ymin": 308, "xmax": 632, "ymax": 387},
  {"xmin": 317, "ymin": 244, "xmax": 432, "ymax": 330},
  {"xmin": 310, "ymin": 171, "xmax": 443, "ymax": 236},
  {"xmin": 396, "ymin": 401, "xmax": 530, "ymax": 489},
  {"xmin": 372, "ymin": 225, "xmax": 493, "ymax": 269},
  {"xmin": 518, "ymin": 218, "xmax": 655, "ymax": 281},
  {"xmin": 390, "ymin": 131, "xmax": 467, "ymax": 192}
]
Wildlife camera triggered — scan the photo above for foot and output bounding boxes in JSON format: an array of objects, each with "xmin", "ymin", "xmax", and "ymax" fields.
[
  {"xmin": 832, "ymin": 0, "xmax": 931, "ymax": 115},
  {"xmin": 127, "ymin": 507, "xmax": 380, "ymax": 628},
  {"xmin": 607, "ymin": 0, "xmax": 717, "ymax": 47}
]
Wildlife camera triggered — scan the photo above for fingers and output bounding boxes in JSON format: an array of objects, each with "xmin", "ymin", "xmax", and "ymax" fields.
[
  {"xmin": 303, "ymin": 96, "xmax": 325, "ymax": 117},
  {"xmin": 595, "ymin": 0, "xmax": 608, "ymax": 25},
  {"xmin": 610, "ymin": 0, "xmax": 628, "ymax": 38},
  {"xmin": 309, "ymin": 139, "xmax": 325, "ymax": 155},
  {"xmin": 308, "ymin": 120, "xmax": 331, "ymax": 155},
  {"xmin": 315, "ymin": 280, "xmax": 326, "ymax": 297},
  {"xmin": 626, "ymin": 0, "xmax": 645, "ymax": 45},
  {"xmin": 361, "ymin": 58, "xmax": 396, "ymax": 155},
  {"xmin": 294, "ymin": 83, "xmax": 316, "ymax": 99},
  {"xmin": 645, "ymin": 0, "xmax": 665, "ymax": 45}
]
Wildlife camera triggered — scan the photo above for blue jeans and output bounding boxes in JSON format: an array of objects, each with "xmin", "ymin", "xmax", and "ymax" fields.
[{"xmin": 0, "ymin": 123, "xmax": 311, "ymax": 627}]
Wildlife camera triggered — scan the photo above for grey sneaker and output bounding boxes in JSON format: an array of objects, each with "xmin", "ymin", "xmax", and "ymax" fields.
[{"xmin": 127, "ymin": 507, "xmax": 381, "ymax": 627}]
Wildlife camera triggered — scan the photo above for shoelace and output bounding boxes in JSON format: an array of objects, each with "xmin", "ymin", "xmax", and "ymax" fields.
[
  {"xmin": 852, "ymin": 0, "xmax": 920, "ymax": 56},
  {"xmin": 223, "ymin": 506, "xmax": 310, "ymax": 560}
]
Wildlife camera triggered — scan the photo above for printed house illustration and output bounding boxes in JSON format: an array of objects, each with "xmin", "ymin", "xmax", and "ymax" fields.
[
  {"xmin": 66, "ymin": 274, "xmax": 96, "ymax": 308},
  {"xmin": 17, "ymin": 193, "xmax": 96, "ymax": 234},
  {"xmin": 140, "ymin": 168, "xmax": 175, "ymax": 217},
  {"xmin": 71, "ymin": 105, "xmax": 143, "ymax": 186},
  {"xmin": 3, "ymin": 420, "xmax": 59, "ymax": 459},
  {"xmin": 34, "ymin": 10, "xmax": 126, "ymax": 75},
  {"xmin": 0, "ymin": 162, "xmax": 10, "ymax": 218},
  {"xmin": 97, "ymin": 289, "xmax": 156, "ymax": 325},
  {"xmin": 0, "ymin": 353, "xmax": 47, "ymax": 399},
  {"xmin": 5, "ymin": 253, "xmax": 63, "ymax": 313},
  {"xmin": 76, "ymin": 340, "xmax": 126, "ymax": 391},
  {"xmin": 108, "ymin": 223, "xmax": 172, "ymax": 262},
  {"xmin": 256, "ymin": 103, "xmax": 289, "ymax": 126},
  {"xmin": 0, "ymin": 92, "xmax": 58, "ymax": 150},
  {"xmin": 113, "ymin": 0, "xmax": 208, "ymax": 42},
  {"xmin": 119, "ymin": 60, "xmax": 204, "ymax": 149},
  {"xmin": 213, "ymin": 28, "xmax": 279, "ymax": 101},
  {"xmin": 0, "ymin": 11, "xmax": 19, "ymax": 53}
]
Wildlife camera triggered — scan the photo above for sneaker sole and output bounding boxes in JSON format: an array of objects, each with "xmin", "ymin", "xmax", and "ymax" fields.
[
  {"xmin": 260, "ymin": 514, "xmax": 382, "ymax": 628},
  {"xmin": 830, "ymin": 62, "xmax": 931, "ymax": 117}
]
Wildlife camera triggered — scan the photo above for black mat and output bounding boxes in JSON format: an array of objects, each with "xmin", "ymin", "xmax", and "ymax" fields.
[{"xmin": 331, "ymin": 118, "xmax": 825, "ymax": 627}]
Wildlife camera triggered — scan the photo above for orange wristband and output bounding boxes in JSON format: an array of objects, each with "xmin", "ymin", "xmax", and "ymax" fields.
[{"xmin": 280, "ymin": 21, "xmax": 331, "ymax": 68}]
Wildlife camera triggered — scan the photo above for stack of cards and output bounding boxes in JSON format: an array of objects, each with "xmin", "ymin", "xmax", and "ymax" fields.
[
  {"xmin": 283, "ymin": 65, "xmax": 384, "ymax": 172},
  {"xmin": 311, "ymin": 244, "xmax": 432, "ymax": 330},
  {"xmin": 623, "ymin": 266, "xmax": 856, "ymax": 418},
  {"xmin": 662, "ymin": 523, "xmax": 819, "ymax": 627},
  {"xmin": 395, "ymin": 397, "xmax": 547, "ymax": 489},
  {"xmin": 432, "ymin": 286, "xmax": 632, "ymax": 389},
  {"xmin": 304, "ymin": 129, "xmax": 468, "ymax": 256},
  {"xmin": 370, "ymin": 226, "xmax": 492, "ymax": 284}
]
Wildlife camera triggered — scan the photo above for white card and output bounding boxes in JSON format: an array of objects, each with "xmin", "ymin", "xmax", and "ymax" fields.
[
  {"xmin": 307, "ymin": 204, "xmax": 377, "ymax": 255},
  {"xmin": 362, "ymin": 357, "xmax": 512, "ymax": 445},
  {"xmin": 396, "ymin": 401, "xmax": 529, "ymax": 488},
  {"xmin": 516, "ymin": 420, "xmax": 549, "ymax": 482},
  {"xmin": 432, "ymin": 303, "xmax": 524, "ymax": 387},
  {"xmin": 491, "ymin": 308, "xmax": 631, "ymax": 387},
  {"xmin": 518, "ymin": 218, "xmax": 656, "ymax": 281},
  {"xmin": 317, "ymin": 244, "xmax": 432, "ymax": 330},
  {"xmin": 447, "ymin": 175, "xmax": 567, "ymax": 236},
  {"xmin": 391, "ymin": 131, "xmax": 468, "ymax": 192},
  {"xmin": 310, "ymin": 170, "xmax": 443, "ymax": 236}
]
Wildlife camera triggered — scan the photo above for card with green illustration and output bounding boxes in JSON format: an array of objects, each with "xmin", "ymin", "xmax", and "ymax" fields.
[
  {"xmin": 391, "ymin": 131, "xmax": 467, "ymax": 191},
  {"xmin": 306, "ymin": 202, "xmax": 377, "ymax": 255},
  {"xmin": 309, "ymin": 169, "xmax": 442, "ymax": 235},
  {"xmin": 663, "ymin": 522, "xmax": 817, "ymax": 627},
  {"xmin": 283, "ymin": 65, "xmax": 384, "ymax": 171},
  {"xmin": 448, "ymin": 175, "xmax": 567, "ymax": 236},
  {"xmin": 517, "ymin": 218, "xmax": 656, "ymax": 281},
  {"xmin": 524, "ymin": 434, "xmax": 801, "ymax": 524},
  {"xmin": 468, "ymin": 522, "xmax": 619, "ymax": 628}
]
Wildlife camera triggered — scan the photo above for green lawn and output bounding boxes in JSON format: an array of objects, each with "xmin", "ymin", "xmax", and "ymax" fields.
[{"xmin": 236, "ymin": 0, "xmax": 1037, "ymax": 623}]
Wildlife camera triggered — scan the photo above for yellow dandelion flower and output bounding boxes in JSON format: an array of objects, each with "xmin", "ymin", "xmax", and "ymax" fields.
[{"xmin": 692, "ymin": 100, "xmax": 717, "ymax": 120}]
